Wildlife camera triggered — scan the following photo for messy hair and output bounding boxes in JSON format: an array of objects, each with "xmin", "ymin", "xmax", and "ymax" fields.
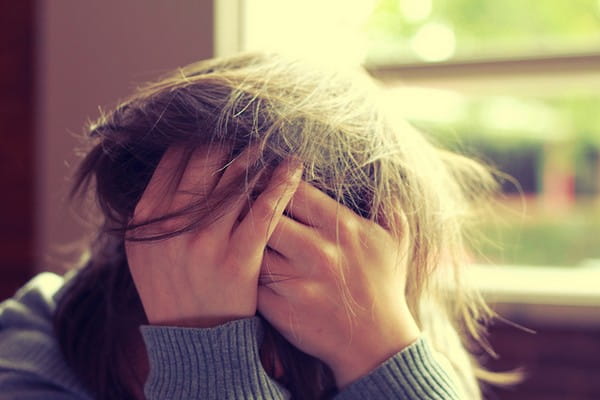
[{"xmin": 54, "ymin": 52, "xmax": 516, "ymax": 399}]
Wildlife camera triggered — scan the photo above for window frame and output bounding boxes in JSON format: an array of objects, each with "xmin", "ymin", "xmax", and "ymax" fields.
[{"xmin": 214, "ymin": 1, "xmax": 600, "ymax": 322}]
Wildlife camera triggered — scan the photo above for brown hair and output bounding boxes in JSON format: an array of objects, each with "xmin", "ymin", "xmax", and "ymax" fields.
[{"xmin": 55, "ymin": 52, "xmax": 514, "ymax": 399}]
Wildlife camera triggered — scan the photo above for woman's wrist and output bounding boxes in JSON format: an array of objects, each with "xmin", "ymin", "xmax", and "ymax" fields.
[
  {"xmin": 148, "ymin": 314, "xmax": 252, "ymax": 329},
  {"xmin": 330, "ymin": 312, "xmax": 422, "ymax": 389}
]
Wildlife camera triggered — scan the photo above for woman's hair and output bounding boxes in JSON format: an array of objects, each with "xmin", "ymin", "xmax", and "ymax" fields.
[{"xmin": 54, "ymin": 52, "xmax": 517, "ymax": 399}]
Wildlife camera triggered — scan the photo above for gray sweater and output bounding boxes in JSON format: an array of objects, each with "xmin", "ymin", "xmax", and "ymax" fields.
[{"xmin": 0, "ymin": 273, "xmax": 461, "ymax": 399}]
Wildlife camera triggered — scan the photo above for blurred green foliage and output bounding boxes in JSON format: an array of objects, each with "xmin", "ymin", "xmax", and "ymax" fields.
[
  {"xmin": 365, "ymin": 1, "xmax": 600, "ymax": 266},
  {"xmin": 410, "ymin": 95, "xmax": 600, "ymax": 145},
  {"xmin": 475, "ymin": 201, "xmax": 600, "ymax": 266},
  {"xmin": 548, "ymin": 96, "xmax": 600, "ymax": 145},
  {"xmin": 367, "ymin": 0, "xmax": 600, "ymax": 63}
]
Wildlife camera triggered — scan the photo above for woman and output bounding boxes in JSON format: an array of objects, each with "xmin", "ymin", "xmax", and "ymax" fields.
[{"xmin": 0, "ymin": 53, "xmax": 514, "ymax": 399}]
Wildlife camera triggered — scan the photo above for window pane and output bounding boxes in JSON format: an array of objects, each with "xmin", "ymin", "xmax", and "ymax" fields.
[
  {"xmin": 241, "ymin": 1, "xmax": 600, "ymax": 267},
  {"xmin": 367, "ymin": 0, "xmax": 600, "ymax": 64},
  {"xmin": 388, "ymin": 88, "xmax": 600, "ymax": 266}
]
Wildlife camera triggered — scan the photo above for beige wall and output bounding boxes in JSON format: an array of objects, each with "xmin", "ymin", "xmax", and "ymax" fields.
[{"xmin": 36, "ymin": 1, "xmax": 214, "ymax": 270}]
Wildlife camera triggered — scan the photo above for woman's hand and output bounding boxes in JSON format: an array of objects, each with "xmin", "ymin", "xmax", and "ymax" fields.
[
  {"xmin": 257, "ymin": 182, "xmax": 421, "ymax": 388},
  {"xmin": 126, "ymin": 146, "xmax": 302, "ymax": 328}
]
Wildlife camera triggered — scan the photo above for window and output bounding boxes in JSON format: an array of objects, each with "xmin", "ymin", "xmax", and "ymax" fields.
[{"xmin": 220, "ymin": 0, "xmax": 600, "ymax": 268}]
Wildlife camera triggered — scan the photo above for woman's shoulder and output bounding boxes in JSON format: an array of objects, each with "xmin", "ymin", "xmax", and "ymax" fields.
[
  {"xmin": 0, "ymin": 271, "xmax": 91, "ymax": 399},
  {"xmin": 0, "ymin": 272, "xmax": 66, "ymax": 330}
]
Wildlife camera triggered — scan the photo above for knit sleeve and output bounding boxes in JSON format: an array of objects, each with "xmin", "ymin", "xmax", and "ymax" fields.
[
  {"xmin": 334, "ymin": 336, "xmax": 462, "ymax": 400},
  {"xmin": 0, "ymin": 273, "xmax": 93, "ymax": 400},
  {"xmin": 140, "ymin": 317, "xmax": 290, "ymax": 400}
]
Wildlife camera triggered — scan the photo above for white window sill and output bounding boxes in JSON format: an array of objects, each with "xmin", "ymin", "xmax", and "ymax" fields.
[{"xmin": 470, "ymin": 261, "xmax": 600, "ymax": 327}]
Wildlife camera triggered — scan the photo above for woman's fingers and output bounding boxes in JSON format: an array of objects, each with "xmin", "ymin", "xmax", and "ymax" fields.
[
  {"xmin": 205, "ymin": 145, "xmax": 264, "ymax": 232},
  {"xmin": 233, "ymin": 159, "xmax": 303, "ymax": 263},
  {"xmin": 133, "ymin": 146, "xmax": 187, "ymax": 222},
  {"xmin": 257, "ymin": 285, "xmax": 288, "ymax": 328},
  {"xmin": 267, "ymin": 215, "xmax": 315, "ymax": 261},
  {"xmin": 178, "ymin": 147, "xmax": 225, "ymax": 192},
  {"xmin": 286, "ymin": 181, "xmax": 350, "ymax": 229},
  {"xmin": 211, "ymin": 145, "xmax": 262, "ymax": 193},
  {"xmin": 163, "ymin": 146, "xmax": 226, "ymax": 215},
  {"xmin": 259, "ymin": 248, "xmax": 294, "ymax": 288},
  {"xmin": 170, "ymin": 145, "xmax": 259, "ymax": 212}
]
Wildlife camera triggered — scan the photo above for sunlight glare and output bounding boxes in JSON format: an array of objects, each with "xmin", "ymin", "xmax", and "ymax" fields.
[
  {"xmin": 410, "ymin": 22, "xmax": 456, "ymax": 62},
  {"xmin": 384, "ymin": 87, "xmax": 466, "ymax": 123},
  {"xmin": 244, "ymin": 0, "xmax": 376, "ymax": 67},
  {"xmin": 400, "ymin": 0, "xmax": 432, "ymax": 22},
  {"xmin": 479, "ymin": 97, "xmax": 569, "ymax": 140}
]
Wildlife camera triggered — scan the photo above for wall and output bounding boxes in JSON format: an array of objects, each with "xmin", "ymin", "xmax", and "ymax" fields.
[
  {"xmin": 0, "ymin": 1, "xmax": 36, "ymax": 299},
  {"xmin": 487, "ymin": 322, "xmax": 600, "ymax": 400},
  {"xmin": 36, "ymin": 0, "xmax": 214, "ymax": 273}
]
